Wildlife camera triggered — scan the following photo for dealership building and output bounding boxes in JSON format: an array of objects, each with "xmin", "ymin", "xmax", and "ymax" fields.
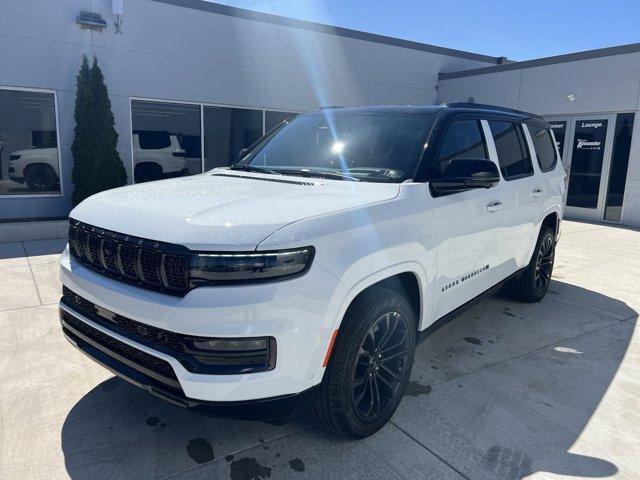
[{"xmin": 2, "ymin": 0, "xmax": 640, "ymax": 238}]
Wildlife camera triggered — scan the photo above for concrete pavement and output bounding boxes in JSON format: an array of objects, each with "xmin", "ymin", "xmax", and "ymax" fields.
[{"xmin": 0, "ymin": 221, "xmax": 638, "ymax": 479}]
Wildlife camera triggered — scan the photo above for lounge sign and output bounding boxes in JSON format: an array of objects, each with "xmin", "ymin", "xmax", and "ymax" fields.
[{"xmin": 575, "ymin": 121, "xmax": 605, "ymax": 150}]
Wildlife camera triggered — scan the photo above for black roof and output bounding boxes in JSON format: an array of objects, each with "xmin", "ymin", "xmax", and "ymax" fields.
[{"xmin": 314, "ymin": 103, "xmax": 543, "ymax": 121}]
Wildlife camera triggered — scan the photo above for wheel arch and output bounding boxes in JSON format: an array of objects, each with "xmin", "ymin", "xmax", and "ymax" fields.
[
  {"xmin": 24, "ymin": 162, "xmax": 57, "ymax": 175},
  {"xmin": 331, "ymin": 264, "xmax": 428, "ymax": 336},
  {"xmin": 526, "ymin": 209, "xmax": 560, "ymax": 264}
]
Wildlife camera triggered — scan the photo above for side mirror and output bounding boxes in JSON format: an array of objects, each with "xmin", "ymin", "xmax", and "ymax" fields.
[
  {"xmin": 238, "ymin": 148, "xmax": 248, "ymax": 159},
  {"xmin": 430, "ymin": 158, "xmax": 500, "ymax": 195}
]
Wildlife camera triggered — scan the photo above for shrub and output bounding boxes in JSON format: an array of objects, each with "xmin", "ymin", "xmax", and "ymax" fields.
[{"xmin": 71, "ymin": 55, "xmax": 127, "ymax": 205}]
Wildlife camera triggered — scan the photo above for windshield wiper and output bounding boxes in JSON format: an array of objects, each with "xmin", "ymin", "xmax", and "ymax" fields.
[
  {"xmin": 229, "ymin": 165, "xmax": 280, "ymax": 175},
  {"xmin": 280, "ymin": 169, "xmax": 361, "ymax": 182}
]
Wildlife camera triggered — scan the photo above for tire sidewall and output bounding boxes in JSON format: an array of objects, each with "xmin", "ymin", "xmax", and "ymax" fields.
[
  {"xmin": 329, "ymin": 288, "xmax": 416, "ymax": 438},
  {"xmin": 529, "ymin": 226, "xmax": 555, "ymax": 299}
]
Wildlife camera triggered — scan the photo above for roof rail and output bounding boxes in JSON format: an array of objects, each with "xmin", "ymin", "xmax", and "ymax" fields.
[{"xmin": 446, "ymin": 102, "xmax": 543, "ymax": 119}]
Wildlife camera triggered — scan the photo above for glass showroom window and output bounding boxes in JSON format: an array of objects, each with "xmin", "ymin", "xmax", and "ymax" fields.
[
  {"xmin": 203, "ymin": 106, "xmax": 263, "ymax": 170},
  {"xmin": 131, "ymin": 100, "xmax": 201, "ymax": 183},
  {"xmin": 265, "ymin": 110, "xmax": 298, "ymax": 132},
  {"xmin": 0, "ymin": 88, "xmax": 61, "ymax": 195}
]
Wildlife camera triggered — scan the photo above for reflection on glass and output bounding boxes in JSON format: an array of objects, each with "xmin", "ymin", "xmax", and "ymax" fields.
[
  {"xmin": 488, "ymin": 121, "xmax": 533, "ymax": 179},
  {"xmin": 604, "ymin": 113, "xmax": 634, "ymax": 221},
  {"xmin": 265, "ymin": 111, "xmax": 297, "ymax": 132},
  {"xmin": 548, "ymin": 121, "xmax": 567, "ymax": 159},
  {"xmin": 203, "ymin": 107, "xmax": 262, "ymax": 170},
  {"xmin": 0, "ymin": 89, "xmax": 60, "ymax": 195},
  {"xmin": 567, "ymin": 119, "xmax": 608, "ymax": 208},
  {"xmin": 131, "ymin": 100, "xmax": 201, "ymax": 183}
]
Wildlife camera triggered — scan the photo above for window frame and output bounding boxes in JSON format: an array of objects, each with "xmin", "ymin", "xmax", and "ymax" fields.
[
  {"xmin": 0, "ymin": 85, "xmax": 64, "ymax": 199},
  {"xmin": 426, "ymin": 114, "xmax": 491, "ymax": 181},
  {"xmin": 488, "ymin": 120, "xmax": 535, "ymax": 181},
  {"xmin": 434, "ymin": 118, "xmax": 490, "ymax": 176},
  {"xmin": 526, "ymin": 124, "xmax": 558, "ymax": 173},
  {"xmin": 129, "ymin": 97, "xmax": 301, "ymax": 181}
]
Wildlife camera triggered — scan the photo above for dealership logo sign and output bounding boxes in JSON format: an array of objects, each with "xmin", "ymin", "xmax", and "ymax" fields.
[{"xmin": 576, "ymin": 138, "xmax": 602, "ymax": 150}]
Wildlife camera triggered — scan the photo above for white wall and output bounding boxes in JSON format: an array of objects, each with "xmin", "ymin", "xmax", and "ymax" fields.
[
  {"xmin": 438, "ymin": 52, "xmax": 640, "ymax": 227},
  {"xmin": 0, "ymin": 0, "xmax": 495, "ymax": 219}
]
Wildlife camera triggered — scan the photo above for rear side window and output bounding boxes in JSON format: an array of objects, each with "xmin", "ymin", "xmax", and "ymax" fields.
[
  {"xmin": 529, "ymin": 126, "xmax": 557, "ymax": 172},
  {"xmin": 436, "ymin": 120, "xmax": 488, "ymax": 173},
  {"xmin": 488, "ymin": 121, "xmax": 533, "ymax": 180},
  {"xmin": 136, "ymin": 131, "xmax": 171, "ymax": 150}
]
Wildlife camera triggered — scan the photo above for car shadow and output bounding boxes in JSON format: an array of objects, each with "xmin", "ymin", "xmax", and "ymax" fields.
[{"xmin": 61, "ymin": 280, "xmax": 636, "ymax": 480}]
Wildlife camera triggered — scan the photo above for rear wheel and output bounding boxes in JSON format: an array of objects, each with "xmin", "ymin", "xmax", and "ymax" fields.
[
  {"xmin": 24, "ymin": 164, "xmax": 58, "ymax": 191},
  {"xmin": 311, "ymin": 285, "xmax": 416, "ymax": 438},
  {"xmin": 506, "ymin": 225, "xmax": 555, "ymax": 302},
  {"xmin": 134, "ymin": 163, "xmax": 162, "ymax": 183}
]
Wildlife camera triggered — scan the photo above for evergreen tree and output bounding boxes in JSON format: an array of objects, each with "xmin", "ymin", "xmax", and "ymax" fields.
[{"xmin": 71, "ymin": 55, "xmax": 127, "ymax": 205}]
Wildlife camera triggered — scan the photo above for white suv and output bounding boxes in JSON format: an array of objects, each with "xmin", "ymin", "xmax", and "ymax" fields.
[{"xmin": 60, "ymin": 103, "xmax": 565, "ymax": 438}]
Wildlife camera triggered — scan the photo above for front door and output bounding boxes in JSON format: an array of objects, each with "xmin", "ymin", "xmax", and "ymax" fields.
[
  {"xmin": 429, "ymin": 118, "xmax": 505, "ymax": 320},
  {"xmin": 564, "ymin": 115, "xmax": 615, "ymax": 221}
]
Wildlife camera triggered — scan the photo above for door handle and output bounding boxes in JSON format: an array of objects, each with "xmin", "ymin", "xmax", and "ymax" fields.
[
  {"xmin": 485, "ymin": 201, "xmax": 503, "ymax": 212},
  {"xmin": 531, "ymin": 187, "xmax": 544, "ymax": 197}
]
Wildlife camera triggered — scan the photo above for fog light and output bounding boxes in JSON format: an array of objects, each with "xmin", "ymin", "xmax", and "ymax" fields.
[{"xmin": 192, "ymin": 337, "xmax": 268, "ymax": 352}]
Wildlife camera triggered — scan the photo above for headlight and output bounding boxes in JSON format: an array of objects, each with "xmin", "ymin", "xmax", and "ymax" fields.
[
  {"xmin": 189, "ymin": 247, "xmax": 314, "ymax": 285},
  {"xmin": 9, "ymin": 154, "xmax": 21, "ymax": 161}
]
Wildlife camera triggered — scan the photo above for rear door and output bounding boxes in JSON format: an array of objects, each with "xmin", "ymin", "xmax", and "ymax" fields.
[
  {"xmin": 429, "ymin": 117, "xmax": 505, "ymax": 320},
  {"xmin": 486, "ymin": 120, "xmax": 541, "ymax": 269}
]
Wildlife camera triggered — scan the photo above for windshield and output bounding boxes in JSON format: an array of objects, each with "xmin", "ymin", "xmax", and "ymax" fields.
[{"xmin": 235, "ymin": 111, "xmax": 434, "ymax": 183}]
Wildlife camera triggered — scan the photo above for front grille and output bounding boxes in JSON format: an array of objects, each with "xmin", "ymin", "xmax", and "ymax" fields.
[
  {"xmin": 61, "ymin": 286, "xmax": 277, "ymax": 375},
  {"xmin": 61, "ymin": 309, "xmax": 178, "ymax": 383},
  {"xmin": 69, "ymin": 219, "xmax": 190, "ymax": 296}
]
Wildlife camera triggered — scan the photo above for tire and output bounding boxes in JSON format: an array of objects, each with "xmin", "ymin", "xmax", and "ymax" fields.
[
  {"xmin": 134, "ymin": 163, "xmax": 162, "ymax": 183},
  {"xmin": 24, "ymin": 164, "xmax": 59, "ymax": 191},
  {"xmin": 311, "ymin": 285, "xmax": 416, "ymax": 438},
  {"xmin": 506, "ymin": 225, "xmax": 556, "ymax": 302}
]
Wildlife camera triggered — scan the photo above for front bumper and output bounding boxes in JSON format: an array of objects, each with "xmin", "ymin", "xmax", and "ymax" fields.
[
  {"xmin": 61, "ymin": 308, "xmax": 319, "ymax": 419},
  {"xmin": 60, "ymin": 246, "xmax": 346, "ymax": 404}
]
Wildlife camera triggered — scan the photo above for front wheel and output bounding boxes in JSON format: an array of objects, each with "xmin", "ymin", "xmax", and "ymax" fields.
[
  {"xmin": 506, "ymin": 225, "xmax": 556, "ymax": 302},
  {"xmin": 311, "ymin": 285, "xmax": 416, "ymax": 438}
]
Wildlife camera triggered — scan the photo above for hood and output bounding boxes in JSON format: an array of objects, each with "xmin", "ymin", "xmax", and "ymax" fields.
[
  {"xmin": 9, "ymin": 148, "xmax": 56, "ymax": 157},
  {"xmin": 70, "ymin": 171, "xmax": 400, "ymax": 250}
]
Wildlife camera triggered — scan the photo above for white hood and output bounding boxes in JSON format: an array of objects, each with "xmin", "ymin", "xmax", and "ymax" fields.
[{"xmin": 70, "ymin": 171, "xmax": 400, "ymax": 250}]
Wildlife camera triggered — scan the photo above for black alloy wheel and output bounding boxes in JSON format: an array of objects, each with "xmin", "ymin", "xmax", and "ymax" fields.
[
  {"xmin": 535, "ymin": 234, "xmax": 554, "ymax": 291},
  {"xmin": 506, "ymin": 224, "xmax": 556, "ymax": 302},
  {"xmin": 311, "ymin": 284, "xmax": 417, "ymax": 438},
  {"xmin": 351, "ymin": 311, "xmax": 411, "ymax": 422}
]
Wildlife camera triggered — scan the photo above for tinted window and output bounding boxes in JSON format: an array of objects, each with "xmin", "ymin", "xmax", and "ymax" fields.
[
  {"xmin": 32, "ymin": 130, "xmax": 58, "ymax": 149},
  {"xmin": 604, "ymin": 113, "xmax": 634, "ymax": 221},
  {"xmin": 203, "ymin": 107, "xmax": 263, "ymax": 170},
  {"xmin": 437, "ymin": 120, "xmax": 488, "ymax": 173},
  {"xmin": 529, "ymin": 126, "xmax": 557, "ymax": 172},
  {"xmin": 265, "ymin": 111, "xmax": 297, "ymax": 132},
  {"xmin": 489, "ymin": 121, "xmax": 533, "ymax": 179},
  {"xmin": 548, "ymin": 121, "xmax": 567, "ymax": 158},
  {"xmin": 136, "ymin": 131, "xmax": 171, "ymax": 150},
  {"xmin": 567, "ymin": 119, "xmax": 608, "ymax": 208},
  {"xmin": 131, "ymin": 100, "xmax": 202, "ymax": 183},
  {"xmin": 242, "ymin": 111, "xmax": 434, "ymax": 183},
  {"xmin": 0, "ymin": 88, "xmax": 61, "ymax": 196}
]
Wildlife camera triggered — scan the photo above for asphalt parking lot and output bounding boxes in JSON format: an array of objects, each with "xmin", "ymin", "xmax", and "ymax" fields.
[{"xmin": 1, "ymin": 220, "xmax": 638, "ymax": 480}]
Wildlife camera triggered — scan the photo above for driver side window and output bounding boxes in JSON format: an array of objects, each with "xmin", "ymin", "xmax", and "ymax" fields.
[{"xmin": 437, "ymin": 120, "xmax": 488, "ymax": 175}]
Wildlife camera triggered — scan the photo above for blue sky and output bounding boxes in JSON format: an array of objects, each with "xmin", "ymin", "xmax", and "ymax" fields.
[{"xmin": 212, "ymin": 0, "xmax": 640, "ymax": 60}]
